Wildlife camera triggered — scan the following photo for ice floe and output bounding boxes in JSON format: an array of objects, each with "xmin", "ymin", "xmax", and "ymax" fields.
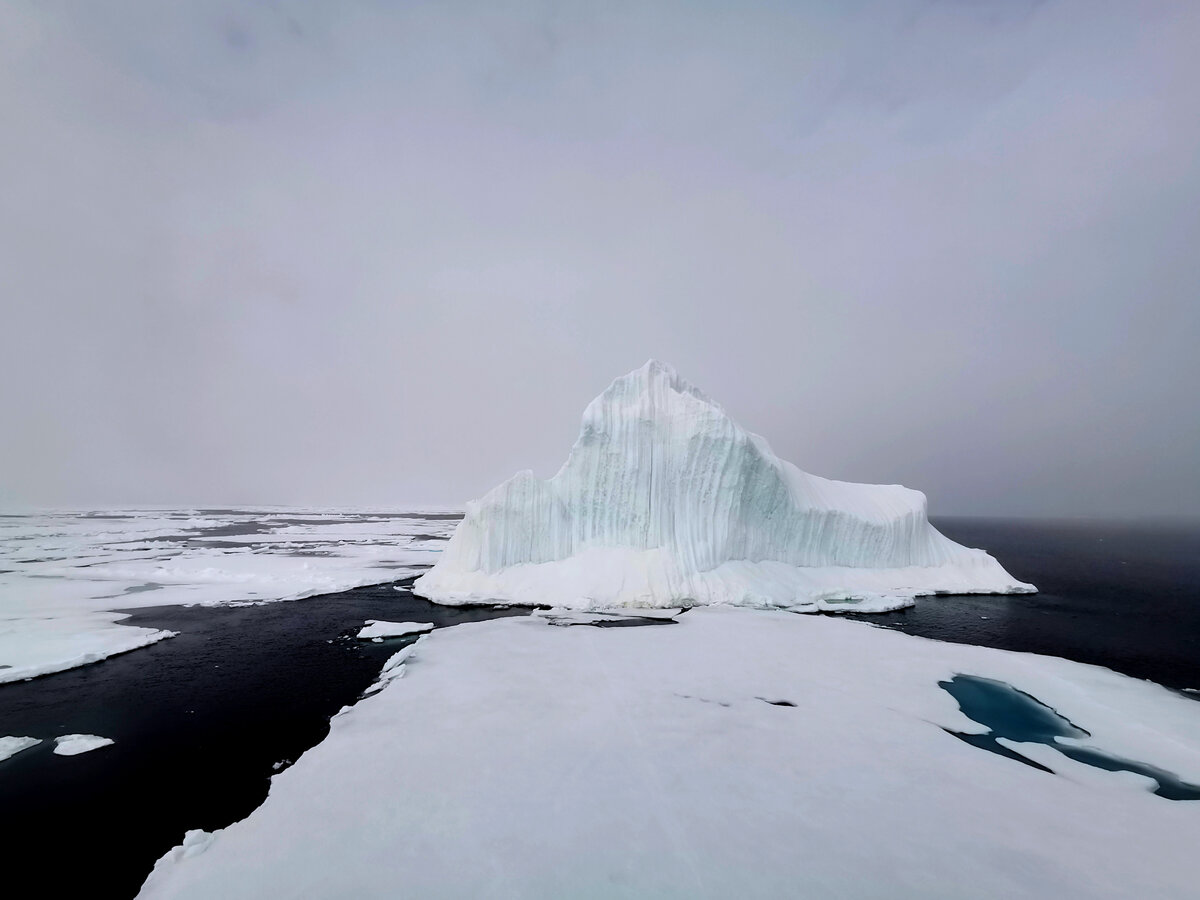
[
  {"xmin": 53, "ymin": 734, "xmax": 114, "ymax": 756},
  {"xmin": 355, "ymin": 620, "xmax": 434, "ymax": 640},
  {"xmin": 0, "ymin": 735, "xmax": 41, "ymax": 762},
  {"xmin": 139, "ymin": 607, "xmax": 1200, "ymax": 899}
]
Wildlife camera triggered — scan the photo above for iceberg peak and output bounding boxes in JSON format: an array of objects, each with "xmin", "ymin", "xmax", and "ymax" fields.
[{"xmin": 416, "ymin": 363, "xmax": 1034, "ymax": 612}]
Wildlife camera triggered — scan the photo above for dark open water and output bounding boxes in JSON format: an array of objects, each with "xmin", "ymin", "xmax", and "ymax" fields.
[
  {"xmin": 848, "ymin": 518, "xmax": 1200, "ymax": 692},
  {"xmin": 0, "ymin": 574, "xmax": 527, "ymax": 900},
  {"xmin": 0, "ymin": 518, "xmax": 1198, "ymax": 898}
]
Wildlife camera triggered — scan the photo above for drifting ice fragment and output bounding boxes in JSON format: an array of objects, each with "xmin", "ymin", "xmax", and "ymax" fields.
[
  {"xmin": 355, "ymin": 621, "xmax": 434, "ymax": 640},
  {"xmin": 0, "ymin": 736, "xmax": 41, "ymax": 762},
  {"xmin": 53, "ymin": 734, "xmax": 115, "ymax": 756}
]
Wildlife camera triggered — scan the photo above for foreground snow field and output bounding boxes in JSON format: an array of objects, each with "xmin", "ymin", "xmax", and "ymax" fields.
[
  {"xmin": 0, "ymin": 509, "xmax": 455, "ymax": 683},
  {"xmin": 417, "ymin": 361, "xmax": 1034, "ymax": 612},
  {"xmin": 140, "ymin": 607, "xmax": 1200, "ymax": 900}
]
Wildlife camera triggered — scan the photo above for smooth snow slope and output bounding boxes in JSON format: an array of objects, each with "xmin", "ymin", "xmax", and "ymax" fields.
[
  {"xmin": 415, "ymin": 361, "xmax": 1033, "ymax": 611},
  {"xmin": 138, "ymin": 608, "xmax": 1200, "ymax": 900}
]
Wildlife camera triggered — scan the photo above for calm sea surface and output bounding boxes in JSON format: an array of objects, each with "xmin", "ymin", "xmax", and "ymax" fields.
[
  {"xmin": 0, "ymin": 517, "xmax": 1197, "ymax": 898},
  {"xmin": 852, "ymin": 518, "xmax": 1200, "ymax": 692}
]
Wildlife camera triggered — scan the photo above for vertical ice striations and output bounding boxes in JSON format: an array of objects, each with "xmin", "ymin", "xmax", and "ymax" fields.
[{"xmin": 414, "ymin": 361, "xmax": 1035, "ymax": 612}]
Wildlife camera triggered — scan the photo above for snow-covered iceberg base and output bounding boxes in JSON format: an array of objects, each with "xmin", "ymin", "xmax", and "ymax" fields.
[{"xmin": 416, "ymin": 546, "xmax": 1034, "ymax": 614}]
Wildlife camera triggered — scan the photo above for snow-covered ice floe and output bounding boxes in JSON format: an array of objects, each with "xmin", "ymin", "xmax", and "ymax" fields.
[
  {"xmin": 415, "ymin": 361, "xmax": 1034, "ymax": 612},
  {"xmin": 53, "ymin": 734, "xmax": 114, "ymax": 756},
  {"xmin": 0, "ymin": 508, "xmax": 458, "ymax": 683},
  {"xmin": 355, "ymin": 620, "xmax": 434, "ymax": 640},
  {"xmin": 0, "ymin": 735, "xmax": 41, "ymax": 762},
  {"xmin": 139, "ymin": 608, "xmax": 1200, "ymax": 900}
]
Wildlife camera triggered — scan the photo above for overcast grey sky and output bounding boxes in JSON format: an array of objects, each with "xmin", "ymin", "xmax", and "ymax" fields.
[{"xmin": 1, "ymin": 0, "xmax": 1197, "ymax": 517}]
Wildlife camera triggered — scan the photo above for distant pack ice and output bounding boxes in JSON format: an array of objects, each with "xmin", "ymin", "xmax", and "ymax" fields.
[{"xmin": 414, "ymin": 361, "xmax": 1034, "ymax": 612}]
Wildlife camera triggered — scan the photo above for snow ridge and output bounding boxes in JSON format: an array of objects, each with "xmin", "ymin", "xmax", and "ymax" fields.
[{"xmin": 415, "ymin": 360, "xmax": 1034, "ymax": 611}]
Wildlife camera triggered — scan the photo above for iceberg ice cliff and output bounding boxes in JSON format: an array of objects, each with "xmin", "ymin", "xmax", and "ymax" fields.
[{"xmin": 414, "ymin": 361, "xmax": 1034, "ymax": 612}]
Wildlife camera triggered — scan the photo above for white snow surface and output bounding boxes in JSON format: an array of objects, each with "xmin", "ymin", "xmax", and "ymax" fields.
[
  {"xmin": 416, "ymin": 361, "xmax": 1034, "ymax": 611},
  {"xmin": 361, "ymin": 638, "xmax": 425, "ymax": 696},
  {"xmin": 0, "ymin": 508, "xmax": 457, "ymax": 683},
  {"xmin": 0, "ymin": 735, "xmax": 41, "ymax": 762},
  {"xmin": 139, "ymin": 608, "xmax": 1200, "ymax": 899},
  {"xmin": 53, "ymin": 733, "xmax": 114, "ymax": 756},
  {"xmin": 356, "ymin": 620, "xmax": 434, "ymax": 640}
]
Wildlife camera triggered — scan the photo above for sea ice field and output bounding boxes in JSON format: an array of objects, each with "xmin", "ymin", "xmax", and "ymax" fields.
[
  {"xmin": 1, "ymin": 509, "xmax": 1198, "ymax": 898},
  {"xmin": 0, "ymin": 508, "xmax": 453, "ymax": 683}
]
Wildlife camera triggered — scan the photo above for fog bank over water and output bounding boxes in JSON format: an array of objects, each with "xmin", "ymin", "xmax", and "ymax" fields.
[{"xmin": 2, "ymin": 1, "xmax": 1197, "ymax": 517}]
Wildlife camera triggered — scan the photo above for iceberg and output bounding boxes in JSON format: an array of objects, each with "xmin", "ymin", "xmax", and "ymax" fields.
[{"xmin": 415, "ymin": 360, "xmax": 1034, "ymax": 612}]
